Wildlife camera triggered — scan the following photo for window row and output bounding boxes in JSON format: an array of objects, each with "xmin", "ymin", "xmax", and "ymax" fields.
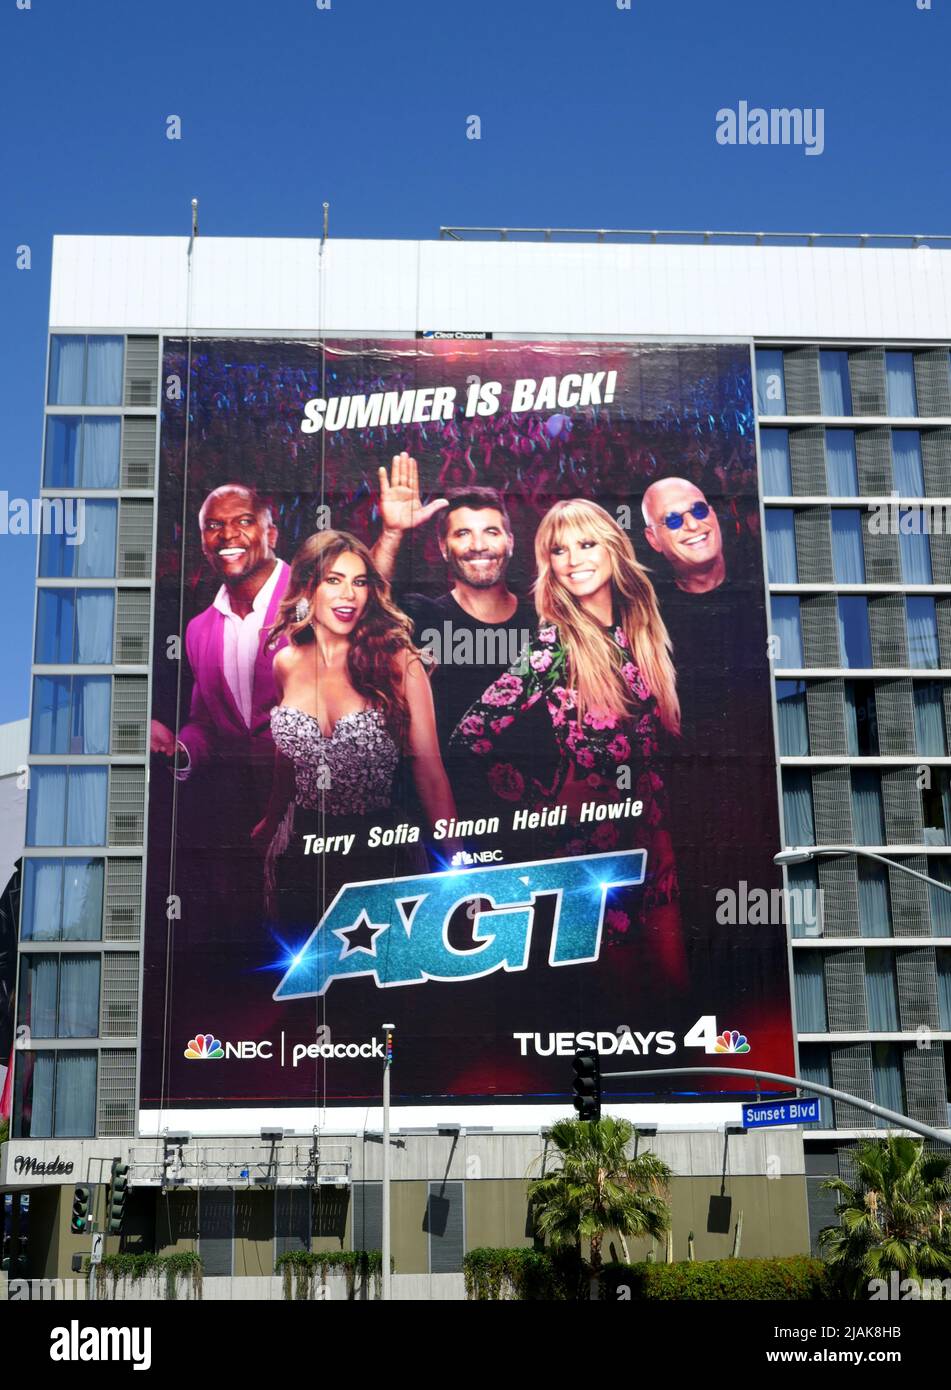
[
  {"xmin": 797, "ymin": 1042, "xmax": 946, "ymax": 1128},
  {"xmin": 38, "ymin": 498, "xmax": 153, "ymax": 580},
  {"xmin": 765, "ymin": 507, "xmax": 936, "ymax": 584},
  {"xmin": 782, "ymin": 766, "xmax": 951, "ymax": 847},
  {"xmin": 794, "ymin": 950, "xmax": 951, "ymax": 1034},
  {"xmin": 30, "ymin": 674, "xmax": 147, "ymax": 755},
  {"xmin": 19, "ymin": 857, "xmax": 142, "ymax": 942},
  {"xmin": 771, "ymin": 594, "xmax": 941, "ymax": 669},
  {"xmin": 776, "ymin": 678, "xmax": 950, "ymax": 757},
  {"xmin": 48, "ymin": 337, "xmax": 124, "ymax": 407},
  {"xmin": 786, "ymin": 856, "xmax": 951, "ymax": 939},
  {"xmin": 756, "ymin": 347, "xmax": 946, "ymax": 418},
  {"xmin": 12, "ymin": 1050, "xmax": 97, "ymax": 1138},
  {"xmin": 44, "ymin": 414, "xmax": 156, "ymax": 490},
  {"xmin": 35, "ymin": 588, "xmax": 152, "ymax": 666},
  {"xmin": 17, "ymin": 954, "xmax": 100, "ymax": 1038},
  {"xmin": 26, "ymin": 766, "xmax": 145, "ymax": 848},
  {"xmin": 760, "ymin": 427, "xmax": 940, "ymax": 497}
]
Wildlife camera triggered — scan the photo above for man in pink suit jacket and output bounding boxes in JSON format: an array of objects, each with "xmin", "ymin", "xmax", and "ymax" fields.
[{"xmin": 150, "ymin": 483, "xmax": 290, "ymax": 832}]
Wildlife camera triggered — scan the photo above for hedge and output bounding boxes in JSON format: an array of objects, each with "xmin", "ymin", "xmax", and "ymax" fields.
[
  {"xmin": 600, "ymin": 1256, "xmax": 833, "ymax": 1301},
  {"xmin": 463, "ymin": 1247, "xmax": 588, "ymax": 1301}
]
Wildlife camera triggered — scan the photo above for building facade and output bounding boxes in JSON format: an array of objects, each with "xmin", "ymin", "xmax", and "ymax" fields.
[{"xmin": 3, "ymin": 232, "xmax": 951, "ymax": 1283}]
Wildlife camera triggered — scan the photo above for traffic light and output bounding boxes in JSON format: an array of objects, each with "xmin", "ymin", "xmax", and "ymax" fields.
[
  {"xmin": 107, "ymin": 1161, "xmax": 129, "ymax": 1235},
  {"xmin": 70, "ymin": 1185, "xmax": 90, "ymax": 1235},
  {"xmin": 571, "ymin": 1048, "xmax": 602, "ymax": 1121}
]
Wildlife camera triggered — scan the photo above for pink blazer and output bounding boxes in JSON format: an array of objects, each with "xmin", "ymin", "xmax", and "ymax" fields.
[{"xmin": 178, "ymin": 561, "xmax": 290, "ymax": 769}]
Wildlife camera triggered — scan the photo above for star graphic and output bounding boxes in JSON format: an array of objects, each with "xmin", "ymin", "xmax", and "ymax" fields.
[{"xmin": 332, "ymin": 911, "xmax": 388, "ymax": 959}]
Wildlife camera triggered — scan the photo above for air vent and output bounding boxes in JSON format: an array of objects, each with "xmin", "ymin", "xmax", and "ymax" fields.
[{"xmin": 123, "ymin": 336, "xmax": 159, "ymax": 408}]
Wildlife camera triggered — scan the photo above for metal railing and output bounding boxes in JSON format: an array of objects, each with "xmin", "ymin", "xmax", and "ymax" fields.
[
  {"xmin": 439, "ymin": 226, "xmax": 951, "ymax": 249},
  {"xmin": 127, "ymin": 1140, "xmax": 353, "ymax": 1188}
]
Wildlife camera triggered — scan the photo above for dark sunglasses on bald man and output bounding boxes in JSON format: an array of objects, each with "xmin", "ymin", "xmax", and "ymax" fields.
[{"xmin": 659, "ymin": 501, "xmax": 710, "ymax": 531}]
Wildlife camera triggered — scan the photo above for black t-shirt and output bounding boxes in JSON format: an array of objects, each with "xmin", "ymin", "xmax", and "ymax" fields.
[{"xmin": 398, "ymin": 591, "xmax": 536, "ymax": 752}]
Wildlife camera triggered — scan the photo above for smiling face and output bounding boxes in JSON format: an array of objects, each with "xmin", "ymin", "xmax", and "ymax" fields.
[
  {"xmin": 548, "ymin": 527, "xmax": 614, "ymax": 611},
  {"xmin": 200, "ymin": 488, "xmax": 277, "ymax": 586},
  {"xmin": 309, "ymin": 550, "xmax": 370, "ymax": 637},
  {"xmin": 643, "ymin": 479, "xmax": 722, "ymax": 579},
  {"xmin": 440, "ymin": 506, "xmax": 513, "ymax": 589}
]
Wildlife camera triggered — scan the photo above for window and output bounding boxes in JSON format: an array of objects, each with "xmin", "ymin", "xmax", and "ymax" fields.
[
  {"xmin": 38, "ymin": 499, "xmax": 117, "ymax": 578},
  {"xmin": 867, "ymin": 955, "xmax": 899, "ymax": 1034},
  {"xmin": 798, "ymin": 1045, "xmax": 834, "ymax": 1126},
  {"xmin": 851, "ymin": 769, "xmax": 885, "ymax": 845},
  {"xmin": 938, "ymin": 952, "xmax": 951, "ymax": 1030},
  {"xmin": 771, "ymin": 596, "xmax": 803, "ymax": 668},
  {"xmin": 922, "ymin": 769, "xmax": 951, "ymax": 846},
  {"xmin": 825, "ymin": 429, "xmax": 858, "ymax": 496},
  {"xmin": 783, "ymin": 770, "xmax": 815, "ymax": 846},
  {"xmin": 819, "ymin": 351, "xmax": 853, "ymax": 416},
  {"xmin": 17, "ymin": 954, "xmax": 100, "ymax": 1038},
  {"xmin": 26, "ymin": 766, "xmax": 108, "ymax": 847},
  {"xmin": 907, "ymin": 596, "xmax": 940, "ymax": 668},
  {"xmin": 35, "ymin": 589, "xmax": 114, "ymax": 665},
  {"xmin": 776, "ymin": 679, "xmax": 809, "ymax": 754},
  {"xmin": 831, "ymin": 509, "xmax": 865, "ymax": 583},
  {"xmin": 12, "ymin": 1050, "xmax": 97, "ymax": 1138},
  {"xmin": 844, "ymin": 680, "xmax": 879, "ymax": 755},
  {"xmin": 871, "ymin": 1043, "xmax": 905, "ymax": 1125},
  {"xmin": 794, "ymin": 954, "xmax": 828, "ymax": 1032},
  {"xmin": 885, "ymin": 351, "xmax": 918, "ymax": 417},
  {"xmin": 786, "ymin": 861, "xmax": 821, "ymax": 939},
  {"xmin": 48, "ymin": 335, "xmax": 123, "ymax": 406},
  {"xmin": 892, "ymin": 431, "xmax": 924, "ymax": 495},
  {"xmin": 20, "ymin": 858, "xmax": 103, "ymax": 941},
  {"xmin": 760, "ymin": 429, "xmax": 791, "ymax": 494},
  {"xmin": 44, "ymin": 417, "xmax": 121, "ymax": 488},
  {"xmin": 857, "ymin": 861, "xmax": 891, "ymax": 938},
  {"xmin": 930, "ymin": 861, "xmax": 951, "ymax": 938},
  {"xmin": 898, "ymin": 512, "xmax": 933, "ymax": 583},
  {"xmin": 913, "ymin": 682, "xmax": 947, "ymax": 756},
  {"xmin": 756, "ymin": 349, "xmax": 786, "ymax": 416},
  {"xmin": 765, "ymin": 509, "xmax": 797, "ymax": 582},
  {"xmin": 31, "ymin": 676, "xmax": 111, "ymax": 755},
  {"xmin": 837, "ymin": 597, "xmax": 872, "ymax": 668}
]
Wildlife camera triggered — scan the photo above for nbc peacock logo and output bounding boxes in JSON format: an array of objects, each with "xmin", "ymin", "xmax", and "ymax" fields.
[
  {"xmin": 184, "ymin": 1032, "xmax": 224, "ymax": 1060},
  {"xmin": 713, "ymin": 1029, "xmax": 751, "ymax": 1055}
]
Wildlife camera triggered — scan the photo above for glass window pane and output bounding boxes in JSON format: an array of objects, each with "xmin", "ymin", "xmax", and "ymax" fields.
[
  {"xmin": 44, "ymin": 416, "xmax": 82, "ymax": 487},
  {"xmin": 83, "ymin": 337, "xmax": 124, "ymax": 406},
  {"xmin": 61, "ymin": 859, "xmax": 103, "ymax": 941},
  {"xmin": 898, "ymin": 514, "xmax": 932, "ymax": 583},
  {"xmin": 75, "ymin": 500, "xmax": 117, "ymax": 578},
  {"xmin": 31, "ymin": 675, "xmax": 72, "ymax": 754},
  {"xmin": 771, "ymin": 596, "xmax": 803, "ymax": 668},
  {"xmin": 794, "ymin": 955, "xmax": 828, "ymax": 1032},
  {"xmin": 80, "ymin": 417, "xmax": 121, "ymax": 487},
  {"xmin": 71, "ymin": 677, "xmax": 111, "ymax": 755},
  {"xmin": 783, "ymin": 770, "xmax": 815, "ymax": 845},
  {"xmin": 48, "ymin": 335, "xmax": 86, "ymax": 405},
  {"xmin": 907, "ymin": 597, "xmax": 939, "ymax": 668},
  {"xmin": 885, "ymin": 352, "xmax": 918, "ymax": 417},
  {"xmin": 27, "ymin": 767, "xmax": 68, "ymax": 846},
  {"xmin": 75, "ymin": 591, "xmax": 114, "ymax": 663},
  {"xmin": 851, "ymin": 768, "xmax": 885, "ymax": 845},
  {"xmin": 58, "ymin": 956, "xmax": 100, "ymax": 1038},
  {"xmin": 837, "ymin": 597, "xmax": 872, "ymax": 668},
  {"xmin": 798, "ymin": 1045, "xmax": 834, "ymax": 1126},
  {"xmin": 825, "ymin": 430, "xmax": 858, "ymax": 496},
  {"xmin": 871, "ymin": 1043, "xmax": 904, "ymax": 1125},
  {"xmin": 938, "ymin": 953, "xmax": 951, "ymax": 1029},
  {"xmin": 766, "ymin": 509, "xmax": 797, "ymax": 583},
  {"xmin": 913, "ymin": 683, "xmax": 947, "ymax": 756},
  {"xmin": 857, "ymin": 861, "xmax": 891, "ymax": 938},
  {"xmin": 756, "ymin": 350, "xmax": 786, "ymax": 416},
  {"xmin": 922, "ymin": 769, "xmax": 951, "ymax": 847},
  {"xmin": 18, "ymin": 955, "xmax": 59, "ymax": 1037},
  {"xmin": 892, "ymin": 431, "xmax": 924, "ymax": 495},
  {"xmin": 35, "ymin": 589, "xmax": 75, "ymax": 664},
  {"xmin": 53, "ymin": 1053, "xmax": 97, "ymax": 1137},
  {"xmin": 761, "ymin": 429, "xmax": 791, "ymax": 493},
  {"xmin": 930, "ymin": 861, "xmax": 951, "ymax": 937},
  {"xmin": 17, "ymin": 1052, "xmax": 55, "ymax": 1138},
  {"xmin": 844, "ymin": 680, "xmax": 879, "ymax": 756},
  {"xmin": 65, "ymin": 767, "xmax": 108, "ymax": 846},
  {"xmin": 819, "ymin": 351, "xmax": 853, "ymax": 416},
  {"xmin": 786, "ymin": 862, "xmax": 820, "ymax": 939},
  {"xmin": 39, "ymin": 528, "xmax": 70, "ymax": 579},
  {"xmin": 866, "ymin": 954, "xmax": 900, "ymax": 1031},
  {"xmin": 21, "ymin": 859, "xmax": 64, "ymax": 942},
  {"xmin": 831, "ymin": 510, "xmax": 865, "ymax": 583},
  {"xmin": 776, "ymin": 679, "xmax": 809, "ymax": 755}
]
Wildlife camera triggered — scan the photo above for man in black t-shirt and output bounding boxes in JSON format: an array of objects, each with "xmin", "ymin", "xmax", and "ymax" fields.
[{"xmin": 371, "ymin": 454, "xmax": 535, "ymax": 749}]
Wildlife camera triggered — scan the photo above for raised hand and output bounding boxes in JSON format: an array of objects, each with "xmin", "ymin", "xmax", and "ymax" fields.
[{"xmin": 377, "ymin": 452, "xmax": 448, "ymax": 535}]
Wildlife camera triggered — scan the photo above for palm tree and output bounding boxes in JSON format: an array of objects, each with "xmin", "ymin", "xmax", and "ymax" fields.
[
  {"xmin": 529, "ymin": 1117, "xmax": 672, "ymax": 1272},
  {"xmin": 819, "ymin": 1135, "xmax": 951, "ymax": 1298}
]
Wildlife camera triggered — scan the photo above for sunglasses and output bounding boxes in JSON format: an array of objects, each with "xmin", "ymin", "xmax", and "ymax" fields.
[{"xmin": 659, "ymin": 501, "xmax": 710, "ymax": 531}]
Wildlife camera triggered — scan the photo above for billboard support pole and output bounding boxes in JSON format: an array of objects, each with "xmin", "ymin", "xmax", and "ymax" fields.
[{"xmin": 382, "ymin": 1025, "xmax": 394, "ymax": 1301}]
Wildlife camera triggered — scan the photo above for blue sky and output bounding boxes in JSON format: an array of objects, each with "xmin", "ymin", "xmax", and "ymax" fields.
[{"xmin": 1, "ymin": 0, "xmax": 948, "ymax": 722}]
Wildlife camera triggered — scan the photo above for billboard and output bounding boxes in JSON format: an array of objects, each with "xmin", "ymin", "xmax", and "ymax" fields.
[{"xmin": 140, "ymin": 337, "xmax": 795, "ymax": 1110}]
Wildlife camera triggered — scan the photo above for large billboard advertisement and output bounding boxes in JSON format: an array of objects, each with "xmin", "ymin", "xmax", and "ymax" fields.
[{"xmin": 140, "ymin": 337, "xmax": 795, "ymax": 1110}]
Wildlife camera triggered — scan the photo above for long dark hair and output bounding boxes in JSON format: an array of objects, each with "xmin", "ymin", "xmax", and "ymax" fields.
[{"xmin": 269, "ymin": 529, "xmax": 418, "ymax": 738}]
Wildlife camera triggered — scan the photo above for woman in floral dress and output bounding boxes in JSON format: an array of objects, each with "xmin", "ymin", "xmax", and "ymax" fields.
[{"xmin": 450, "ymin": 498, "xmax": 686, "ymax": 984}]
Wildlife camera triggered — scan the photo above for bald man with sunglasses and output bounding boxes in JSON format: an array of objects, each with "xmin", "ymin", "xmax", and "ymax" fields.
[{"xmin": 642, "ymin": 477, "xmax": 726, "ymax": 594}]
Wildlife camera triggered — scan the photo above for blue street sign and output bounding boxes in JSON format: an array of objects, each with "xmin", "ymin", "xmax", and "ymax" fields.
[{"xmin": 741, "ymin": 1098, "xmax": 822, "ymax": 1128}]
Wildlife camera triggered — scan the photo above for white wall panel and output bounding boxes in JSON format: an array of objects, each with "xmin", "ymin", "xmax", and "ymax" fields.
[{"xmin": 50, "ymin": 235, "xmax": 951, "ymax": 342}]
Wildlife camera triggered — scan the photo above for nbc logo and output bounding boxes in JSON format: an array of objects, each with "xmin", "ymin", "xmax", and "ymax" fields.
[
  {"xmin": 184, "ymin": 1032, "xmax": 224, "ymax": 1060},
  {"xmin": 713, "ymin": 1029, "xmax": 750, "ymax": 1054}
]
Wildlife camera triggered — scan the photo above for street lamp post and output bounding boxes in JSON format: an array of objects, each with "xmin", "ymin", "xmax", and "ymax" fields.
[{"xmin": 775, "ymin": 846, "xmax": 951, "ymax": 895}]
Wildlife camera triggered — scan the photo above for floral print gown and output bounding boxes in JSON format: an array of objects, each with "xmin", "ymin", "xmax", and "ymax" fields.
[{"xmin": 449, "ymin": 623, "xmax": 684, "ymax": 973}]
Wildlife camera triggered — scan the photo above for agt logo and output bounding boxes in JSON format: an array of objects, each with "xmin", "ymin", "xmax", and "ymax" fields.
[
  {"xmin": 184, "ymin": 1032, "xmax": 272, "ymax": 1060},
  {"xmin": 274, "ymin": 850, "xmax": 645, "ymax": 1000}
]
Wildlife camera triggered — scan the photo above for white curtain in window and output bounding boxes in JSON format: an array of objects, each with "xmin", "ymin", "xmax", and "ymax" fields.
[
  {"xmin": 58, "ymin": 957, "xmax": 100, "ymax": 1037},
  {"xmin": 892, "ymin": 432, "xmax": 924, "ymax": 495},
  {"xmin": 857, "ymin": 863, "xmax": 891, "ymax": 938},
  {"xmin": 61, "ymin": 859, "xmax": 104, "ymax": 941},
  {"xmin": 770, "ymin": 597, "xmax": 803, "ymax": 668},
  {"xmin": 786, "ymin": 863, "xmax": 820, "ymax": 939},
  {"xmin": 851, "ymin": 770, "xmax": 885, "ymax": 845},
  {"xmin": 819, "ymin": 352, "xmax": 852, "ymax": 415},
  {"xmin": 48, "ymin": 336, "xmax": 85, "ymax": 405},
  {"xmin": 760, "ymin": 430, "xmax": 791, "ymax": 494},
  {"xmin": 27, "ymin": 767, "xmax": 67, "ymax": 846},
  {"xmin": 886, "ymin": 353, "xmax": 918, "ymax": 416},
  {"xmin": 75, "ymin": 591, "xmax": 114, "ymax": 663},
  {"xmin": 766, "ymin": 510, "xmax": 797, "ymax": 583},
  {"xmin": 872, "ymin": 1045, "xmax": 904, "ymax": 1126},
  {"xmin": 907, "ymin": 598, "xmax": 939, "ymax": 668},
  {"xmin": 798, "ymin": 1046, "xmax": 834, "ymax": 1126},
  {"xmin": 22, "ymin": 859, "xmax": 63, "ymax": 941},
  {"xmin": 794, "ymin": 956, "xmax": 828, "ymax": 1032},
  {"xmin": 27, "ymin": 1053, "xmax": 55, "ymax": 1137},
  {"xmin": 756, "ymin": 350, "xmax": 786, "ymax": 415},
  {"xmin": 832, "ymin": 511, "xmax": 865, "ymax": 582},
  {"xmin": 75, "ymin": 501, "xmax": 117, "ymax": 579},
  {"xmin": 825, "ymin": 430, "xmax": 858, "ymax": 495},
  {"xmin": 25, "ymin": 956, "xmax": 59, "ymax": 1037},
  {"xmin": 866, "ymin": 953, "xmax": 899, "ymax": 1030},
  {"xmin": 83, "ymin": 337, "xmax": 123, "ymax": 406},
  {"xmin": 837, "ymin": 598, "xmax": 872, "ymax": 669},
  {"xmin": 930, "ymin": 862, "xmax": 951, "ymax": 937},
  {"xmin": 776, "ymin": 683, "xmax": 809, "ymax": 755},
  {"xmin": 74, "ymin": 677, "xmax": 111, "ymax": 755},
  {"xmin": 65, "ymin": 768, "xmax": 108, "ymax": 846},
  {"xmin": 913, "ymin": 684, "xmax": 946, "ymax": 755},
  {"xmin": 54, "ymin": 1053, "xmax": 97, "ymax": 1137},
  {"xmin": 32, "ymin": 676, "xmax": 70, "ymax": 754},
  {"xmin": 937, "ymin": 954, "xmax": 951, "ymax": 1030},
  {"xmin": 81, "ymin": 417, "xmax": 121, "ymax": 487},
  {"xmin": 783, "ymin": 771, "xmax": 815, "ymax": 845},
  {"xmin": 898, "ymin": 518, "xmax": 932, "ymax": 583}
]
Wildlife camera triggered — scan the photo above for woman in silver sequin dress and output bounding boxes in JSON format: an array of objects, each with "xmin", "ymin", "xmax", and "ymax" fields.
[{"xmin": 252, "ymin": 530, "xmax": 457, "ymax": 926}]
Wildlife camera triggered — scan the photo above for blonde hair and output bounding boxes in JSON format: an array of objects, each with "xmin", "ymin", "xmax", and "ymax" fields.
[{"xmin": 534, "ymin": 499, "xmax": 680, "ymax": 736}]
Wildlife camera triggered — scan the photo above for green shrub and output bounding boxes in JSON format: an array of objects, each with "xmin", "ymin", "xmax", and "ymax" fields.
[
  {"xmin": 463, "ymin": 1248, "xmax": 587, "ymax": 1301},
  {"xmin": 275, "ymin": 1250, "xmax": 386, "ymax": 1300},
  {"xmin": 94, "ymin": 1251, "xmax": 203, "ymax": 1301},
  {"xmin": 600, "ymin": 1256, "xmax": 833, "ymax": 1301}
]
